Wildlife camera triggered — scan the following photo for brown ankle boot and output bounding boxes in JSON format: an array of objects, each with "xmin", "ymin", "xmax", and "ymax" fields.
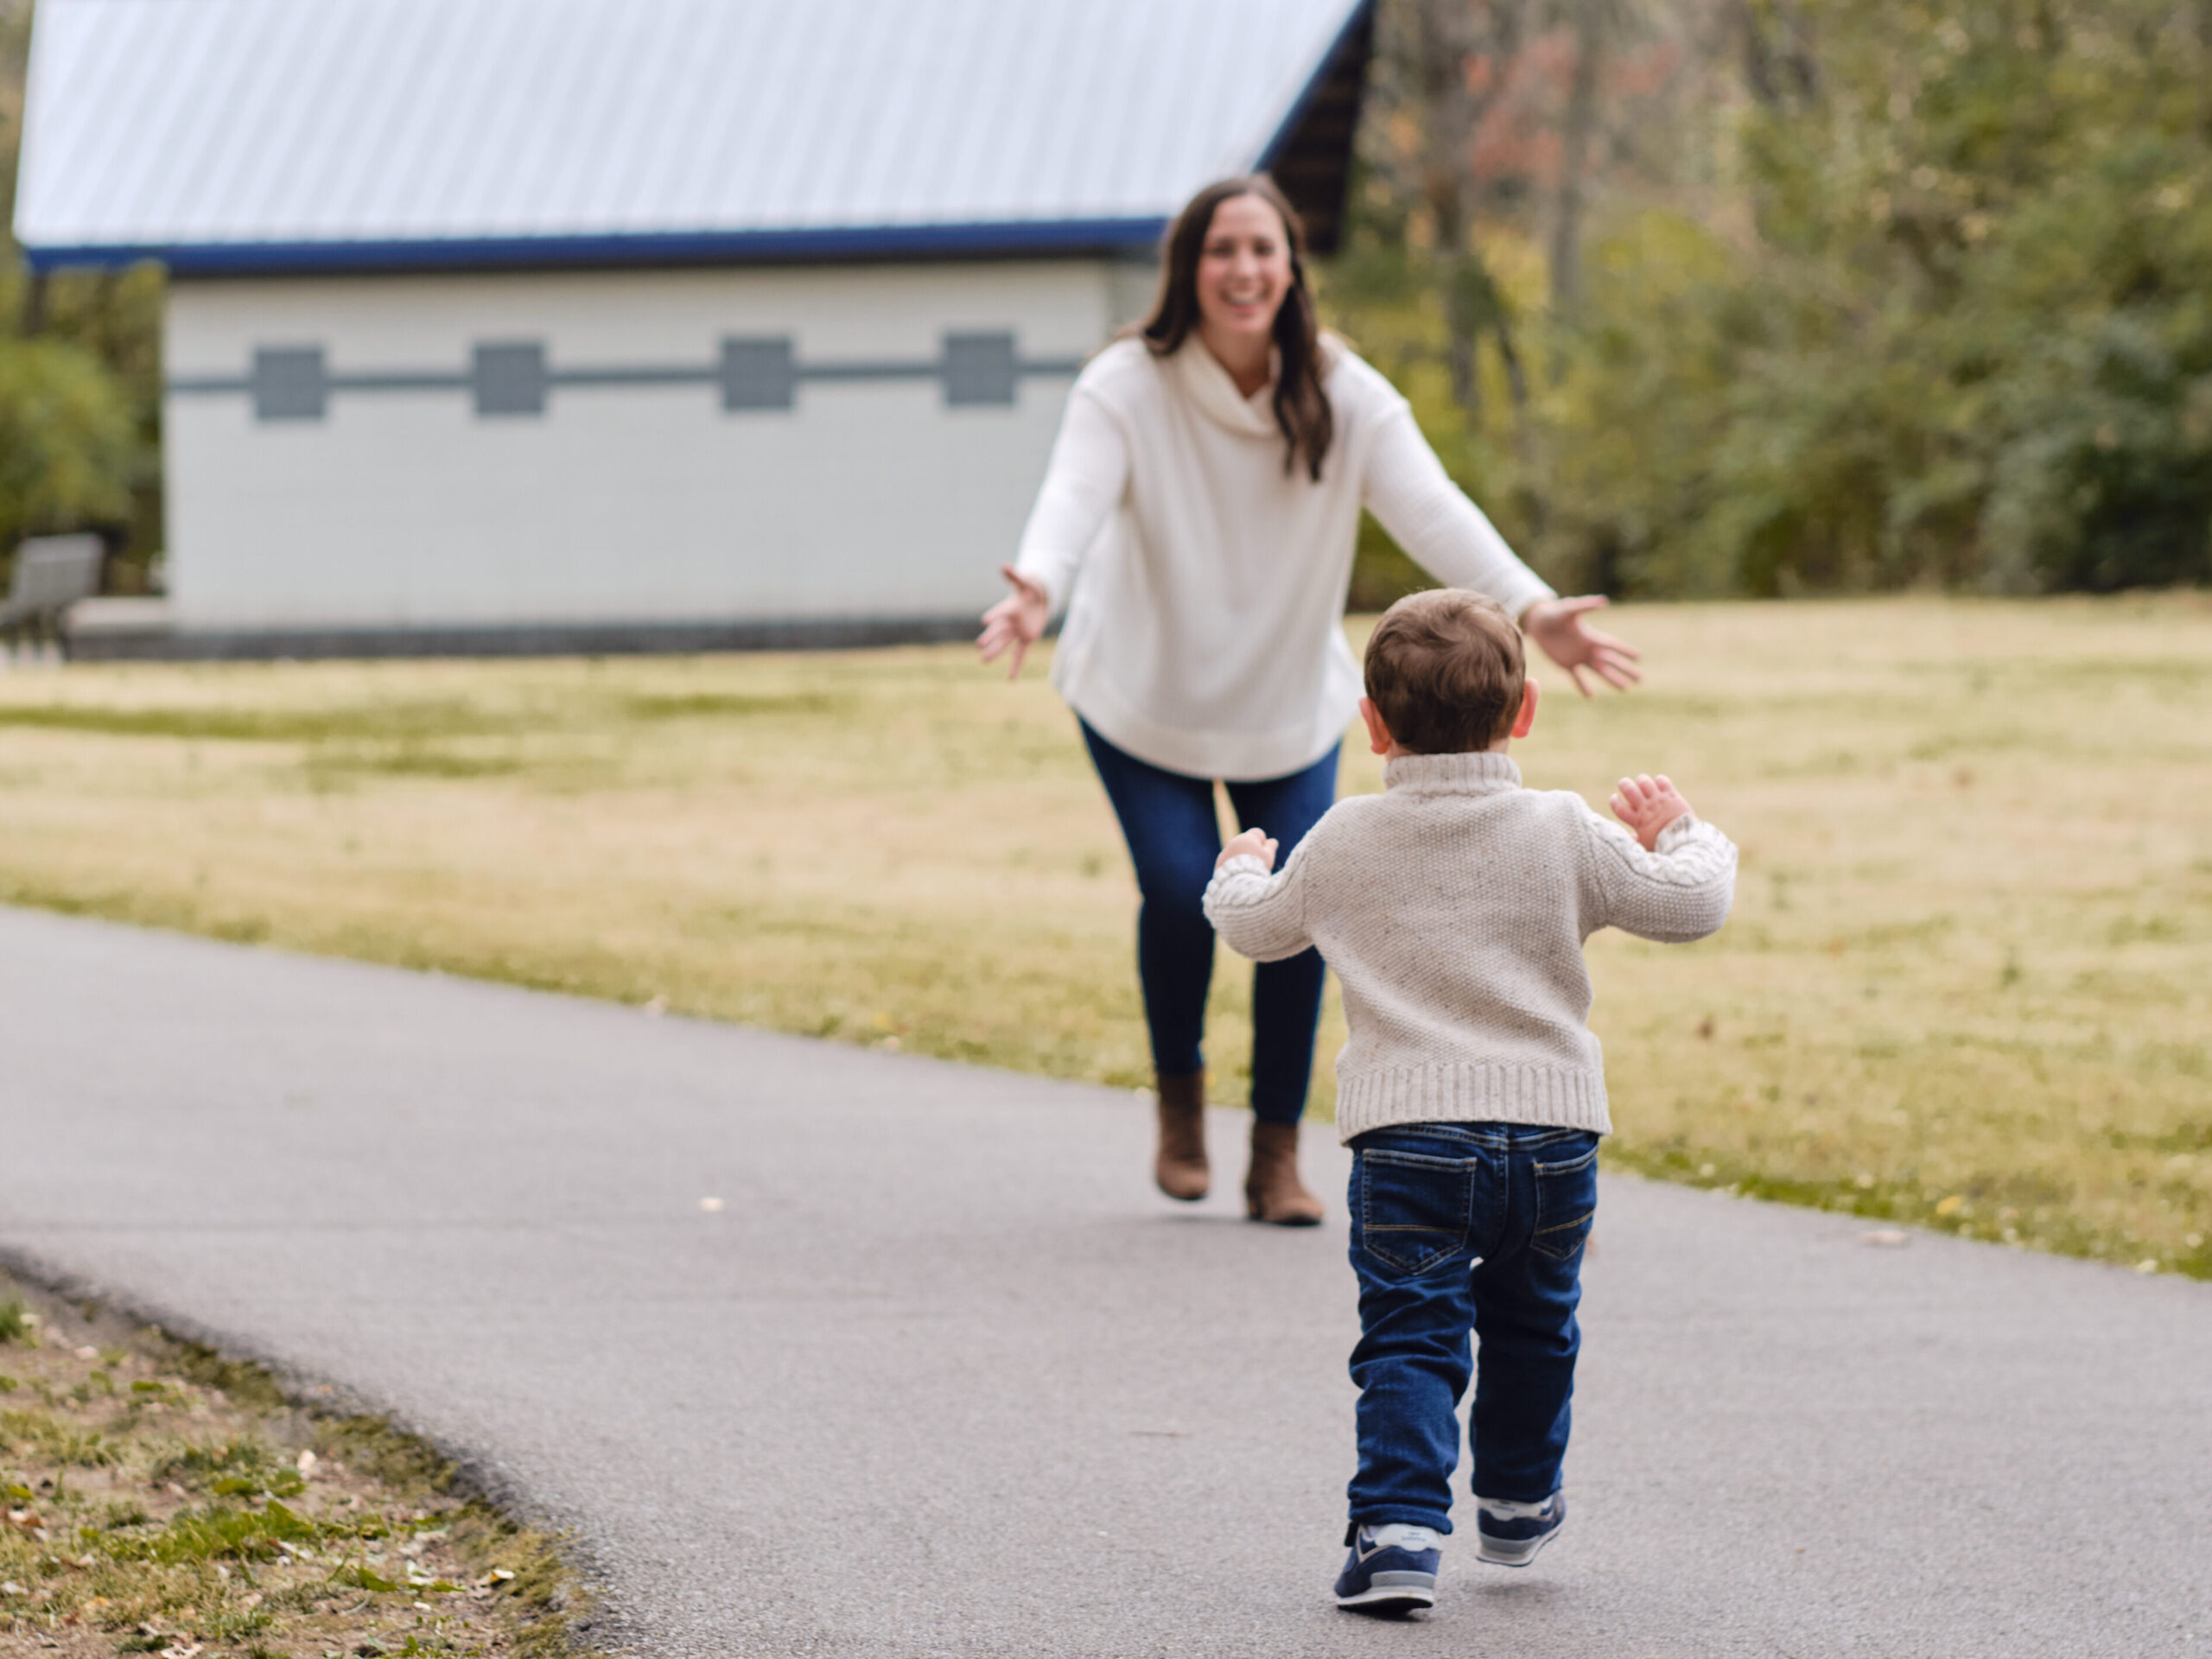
[
  {"xmin": 1154, "ymin": 1071, "xmax": 1211, "ymax": 1201},
  {"xmin": 1245, "ymin": 1119, "xmax": 1325, "ymax": 1226}
]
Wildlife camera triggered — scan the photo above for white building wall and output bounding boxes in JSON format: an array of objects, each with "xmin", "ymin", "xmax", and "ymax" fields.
[{"xmin": 162, "ymin": 260, "xmax": 1132, "ymax": 634}]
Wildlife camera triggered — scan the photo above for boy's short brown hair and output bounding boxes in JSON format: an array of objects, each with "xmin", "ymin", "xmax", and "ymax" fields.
[{"xmin": 1363, "ymin": 588, "xmax": 1526, "ymax": 755}]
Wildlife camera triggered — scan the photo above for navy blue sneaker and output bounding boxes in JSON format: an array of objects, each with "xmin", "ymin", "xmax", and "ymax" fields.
[
  {"xmin": 1474, "ymin": 1491, "xmax": 1565, "ymax": 1567},
  {"xmin": 1334, "ymin": 1522, "xmax": 1441, "ymax": 1614}
]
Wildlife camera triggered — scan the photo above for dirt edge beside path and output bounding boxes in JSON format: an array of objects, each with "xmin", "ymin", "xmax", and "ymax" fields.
[{"xmin": 0, "ymin": 1262, "xmax": 607, "ymax": 1659}]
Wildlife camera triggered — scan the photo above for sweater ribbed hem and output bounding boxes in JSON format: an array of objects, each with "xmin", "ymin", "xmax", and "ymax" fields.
[
  {"xmin": 1056, "ymin": 654, "xmax": 1354, "ymax": 783},
  {"xmin": 1335, "ymin": 1063, "xmax": 1612, "ymax": 1143}
]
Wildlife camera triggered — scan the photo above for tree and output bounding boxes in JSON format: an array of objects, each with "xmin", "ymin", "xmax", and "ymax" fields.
[
  {"xmin": 1335, "ymin": 0, "xmax": 2212, "ymax": 598},
  {"xmin": 0, "ymin": 0, "xmax": 163, "ymax": 588}
]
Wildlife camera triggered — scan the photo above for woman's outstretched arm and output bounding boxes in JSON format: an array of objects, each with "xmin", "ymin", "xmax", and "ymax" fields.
[
  {"xmin": 978, "ymin": 389, "xmax": 1131, "ymax": 678},
  {"xmin": 1362, "ymin": 404, "xmax": 1641, "ymax": 695}
]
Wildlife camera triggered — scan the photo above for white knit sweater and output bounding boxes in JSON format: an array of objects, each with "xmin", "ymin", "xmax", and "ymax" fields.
[
  {"xmin": 1202, "ymin": 752, "xmax": 1738, "ymax": 1141},
  {"xmin": 1013, "ymin": 337, "xmax": 1555, "ymax": 781}
]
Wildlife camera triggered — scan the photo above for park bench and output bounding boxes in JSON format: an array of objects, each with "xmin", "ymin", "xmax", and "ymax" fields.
[{"xmin": 0, "ymin": 535, "xmax": 105, "ymax": 659}]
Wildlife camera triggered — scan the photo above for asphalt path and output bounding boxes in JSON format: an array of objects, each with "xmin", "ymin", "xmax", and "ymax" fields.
[{"xmin": 3, "ymin": 906, "xmax": 2208, "ymax": 1657}]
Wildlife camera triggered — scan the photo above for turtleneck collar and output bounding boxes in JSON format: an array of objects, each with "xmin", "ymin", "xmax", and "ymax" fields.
[
  {"xmin": 1170, "ymin": 336, "xmax": 1280, "ymax": 438},
  {"xmin": 1382, "ymin": 750, "xmax": 1523, "ymax": 796}
]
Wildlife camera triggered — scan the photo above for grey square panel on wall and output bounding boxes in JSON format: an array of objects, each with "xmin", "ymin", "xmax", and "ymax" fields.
[
  {"xmin": 474, "ymin": 341, "xmax": 548, "ymax": 416},
  {"xmin": 721, "ymin": 336, "xmax": 796, "ymax": 410},
  {"xmin": 943, "ymin": 333, "xmax": 1018, "ymax": 406},
  {"xmin": 252, "ymin": 346, "xmax": 327, "ymax": 421}
]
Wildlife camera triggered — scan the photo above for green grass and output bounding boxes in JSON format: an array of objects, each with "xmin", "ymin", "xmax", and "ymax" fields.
[
  {"xmin": 0, "ymin": 594, "xmax": 2206, "ymax": 1276},
  {"xmin": 0, "ymin": 1280, "xmax": 589, "ymax": 1659}
]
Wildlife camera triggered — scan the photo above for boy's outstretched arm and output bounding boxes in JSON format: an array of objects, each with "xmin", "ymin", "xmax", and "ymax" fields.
[
  {"xmin": 1578, "ymin": 778, "xmax": 1737, "ymax": 943},
  {"xmin": 1203, "ymin": 828, "xmax": 1314, "ymax": 963}
]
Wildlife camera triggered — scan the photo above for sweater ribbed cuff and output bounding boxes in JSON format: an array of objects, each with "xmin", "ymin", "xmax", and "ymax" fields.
[
  {"xmin": 1213, "ymin": 854, "xmax": 1272, "ymax": 879},
  {"xmin": 1504, "ymin": 576, "xmax": 1560, "ymax": 627}
]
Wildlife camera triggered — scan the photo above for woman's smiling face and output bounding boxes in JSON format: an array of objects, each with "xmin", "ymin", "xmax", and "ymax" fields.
[{"xmin": 1194, "ymin": 192, "xmax": 1293, "ymax": 354}]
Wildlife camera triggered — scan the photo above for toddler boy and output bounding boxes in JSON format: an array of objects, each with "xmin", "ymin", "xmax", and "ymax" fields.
[{"xmin": 1202, "ymin": 588, "xmax": 1737, "ymax": 1615}]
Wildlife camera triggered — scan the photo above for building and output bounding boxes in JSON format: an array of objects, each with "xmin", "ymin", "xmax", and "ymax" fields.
[{"xmin": 13, "ymin": 0, "xmax": 1372, "ymax": 658}]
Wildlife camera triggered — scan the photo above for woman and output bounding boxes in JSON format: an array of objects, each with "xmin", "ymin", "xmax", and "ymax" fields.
[{"xmin": 978, "ymin": 176, "xmax": 1637, "ymax": 1225}]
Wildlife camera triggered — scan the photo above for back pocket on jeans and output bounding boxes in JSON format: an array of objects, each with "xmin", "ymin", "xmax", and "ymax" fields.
[
  {"xmin": 1357, "ymin": 1150, "xmax": 1476, "ymax": 1276},
  {"xmin": 1531, "ymin": 1141, "xmax": 1599, "ymax": 1262}
]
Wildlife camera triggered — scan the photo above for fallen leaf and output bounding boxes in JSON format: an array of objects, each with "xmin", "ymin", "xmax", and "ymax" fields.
[{"xmin": 1862, "ymin": 1230, "xmax": 1910, "ymax": 1247}]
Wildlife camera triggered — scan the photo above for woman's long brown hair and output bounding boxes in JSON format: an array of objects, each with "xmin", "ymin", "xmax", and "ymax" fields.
[{"xmin": 1136, "ymin": 175, "xmax": 1334, "ymax": 482}]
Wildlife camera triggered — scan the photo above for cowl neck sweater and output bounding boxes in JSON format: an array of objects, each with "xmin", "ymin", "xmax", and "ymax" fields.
[
  {"xmin": 1169, "ymin": 335, "xmax": 1281, "ymax": 438},
  {"xmin": 1014, "ymin": 335, "xmax": 1554, "ymax": 781}
]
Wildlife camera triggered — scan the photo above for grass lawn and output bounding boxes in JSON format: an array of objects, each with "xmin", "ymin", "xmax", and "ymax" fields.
[
  {"xmin": 0, "ymin": 1281, "xmax": 577, "ymax": 1659},
  {"xmin": 2, "ymin": 595, "xmax": 2206, "ymax": 1277}
]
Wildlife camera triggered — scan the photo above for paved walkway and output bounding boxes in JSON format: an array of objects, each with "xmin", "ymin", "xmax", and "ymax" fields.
[{"xmin": 3, "ymin": 907, "xmax": 2207, "ymax": 1657}]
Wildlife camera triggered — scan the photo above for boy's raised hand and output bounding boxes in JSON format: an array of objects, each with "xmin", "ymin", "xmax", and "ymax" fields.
[
  {"xmin": 1216, "ymin": 827, "xmax": 1280, "ymax": 873},
  {"xmin": 1609, "ymin": 773, "xmax": 1691, "ymax": 852}
]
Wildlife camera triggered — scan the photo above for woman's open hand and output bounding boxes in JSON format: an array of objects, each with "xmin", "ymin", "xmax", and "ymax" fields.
[
  {"xmin": 977, "ymin": 563, "xmax": 1050, "ymax": 679},
  {"xmin": 1522, "ymin": 595, "xmax": 1642, "ymax": 696}
]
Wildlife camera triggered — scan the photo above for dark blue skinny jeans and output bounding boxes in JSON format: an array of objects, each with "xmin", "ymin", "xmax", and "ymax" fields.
[
  {"xmin": 1079, "ymin": 720, "xmax": 1338, "ymax": 1124},
  {"xmin": 1346, "ymin": 1122, "xmax": 1600, "ymax": 1532}
]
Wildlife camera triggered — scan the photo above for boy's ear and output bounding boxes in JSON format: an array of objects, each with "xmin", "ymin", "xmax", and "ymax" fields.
[
  {"xmin": 1511, "ymin": 678, "xmax": 1540, "ymax": 739},
  {"xmin": 1358, "ymin": 696, "xmax": 1394, "ymax": 757}
]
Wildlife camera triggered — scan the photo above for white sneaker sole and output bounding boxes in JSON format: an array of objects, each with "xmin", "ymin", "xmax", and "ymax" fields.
[{"xmin": 1476, "ymin": 1526, "xmax": 1560, "ymax": 1567}]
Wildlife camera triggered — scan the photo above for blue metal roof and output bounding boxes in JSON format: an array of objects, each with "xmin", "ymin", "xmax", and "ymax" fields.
[{"xmin": 16, "ymin": 0, "xmax": 1370, "ymax": 275}]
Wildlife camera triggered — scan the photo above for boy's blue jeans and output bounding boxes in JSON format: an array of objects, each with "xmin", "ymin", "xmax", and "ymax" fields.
[
  {"xmin": 1079, "ymin": 720, "xmax": 1338, "ymax": 1124},
  {"xmin": 1347, "ymin": 1122, "xmax": 1600, "ymax": 1532}
]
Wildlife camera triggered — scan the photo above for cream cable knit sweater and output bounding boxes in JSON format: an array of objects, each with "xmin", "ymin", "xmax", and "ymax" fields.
[
  {"xmin": 1013, "ymin": 337, "xmax": 1555, "ymax": 781},
  {"xmin": 1202, "ymin": 751, "xmax": 1738, "ymax": 1141}
]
